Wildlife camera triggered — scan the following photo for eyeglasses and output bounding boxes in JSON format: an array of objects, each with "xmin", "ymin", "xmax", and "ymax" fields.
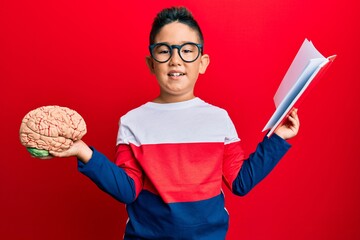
[{"xmin": 149, "ymin": 42, "xmax": 203, "ymax": 63}]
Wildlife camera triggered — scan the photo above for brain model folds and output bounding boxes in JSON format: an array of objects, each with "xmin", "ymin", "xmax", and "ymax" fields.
[{"xmin": 19, "ymin": 106, "xmax": 87, "ymax": 158}]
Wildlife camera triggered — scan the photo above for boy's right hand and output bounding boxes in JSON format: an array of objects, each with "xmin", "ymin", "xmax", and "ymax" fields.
[{"xmin": 49, "ymin": 140, "xmax": 93, "ymax": 164}]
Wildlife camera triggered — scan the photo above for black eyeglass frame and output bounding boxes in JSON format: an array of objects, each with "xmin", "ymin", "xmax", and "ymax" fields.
[{"xmin": 149, "ymin": 42, "xmax": 204, "ymax": 63}]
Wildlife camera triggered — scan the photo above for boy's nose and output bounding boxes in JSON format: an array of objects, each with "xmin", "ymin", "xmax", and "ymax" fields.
[{"xmin": 169, "ymin": 49, "xmax": 182, "ymax": 65}]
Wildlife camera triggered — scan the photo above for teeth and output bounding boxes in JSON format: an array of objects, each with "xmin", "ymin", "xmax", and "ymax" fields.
[{"xmin": 169, "ymin": 73, "xmax": 184, "ymax": 77}]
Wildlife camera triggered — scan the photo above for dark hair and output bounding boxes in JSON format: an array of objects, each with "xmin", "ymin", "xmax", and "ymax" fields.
[{"xmin": 149, "ymin": 7, "xmax": 204, "ymax": 45}]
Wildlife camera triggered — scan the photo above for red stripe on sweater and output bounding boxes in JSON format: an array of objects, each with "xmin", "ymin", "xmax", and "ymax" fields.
[{"xmin": 116, "ymin": 141, "xmax": 245, "ymax": 203}]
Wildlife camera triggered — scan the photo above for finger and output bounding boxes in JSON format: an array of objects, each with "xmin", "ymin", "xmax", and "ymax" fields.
[
  {"xmin": 288, "ymin": 114, "xmax": 300, "ymax": 134},
  {"xmin": 292, "ymin": 110, "xmax": 300, "ymax": 126},
  {"xmin": 288, "ymin": 115, "xmax": 298, "ymax": 127},
  {"xmin": 289, "ymin": 109, "xmax": 299, "ymax": 123},
  {"xmin": 49, "ymin": 150, "xmax": 65, "ymax": 158},
  {"xmin": 290, "ymin": 108, "xmax": 298, "ymax": 117},
  {"xmin": 48, "ymin": 151, "xmax": 58, "ymax": 157}
]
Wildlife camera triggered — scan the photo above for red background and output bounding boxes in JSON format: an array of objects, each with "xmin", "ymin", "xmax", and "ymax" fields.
[{"xmin": 1, "ymin": 0, "xmax": 359, "ymax": 239}]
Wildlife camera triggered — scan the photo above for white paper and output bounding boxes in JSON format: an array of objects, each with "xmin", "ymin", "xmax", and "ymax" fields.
[
  {"xmin": 273, "ymin": 39, "xmax": 325, "ymax": 107},
  {"xmin": 263, "ymin": 38, "xmax": 332, "ymax": 135},
  {"xmin": 264, "ymin": 58, "xmax": 330, "ymax": 136}
]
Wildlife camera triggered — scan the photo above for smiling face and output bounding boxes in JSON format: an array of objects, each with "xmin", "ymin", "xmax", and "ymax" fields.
[{"xmin": 146, "ymin": 22, "xmax": 210, "ymax": 103}]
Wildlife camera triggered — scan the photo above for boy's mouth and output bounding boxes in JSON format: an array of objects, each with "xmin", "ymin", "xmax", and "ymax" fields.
[{"xmin": 168, "ymin": 72, "xmax": 185, "ymax": 77}]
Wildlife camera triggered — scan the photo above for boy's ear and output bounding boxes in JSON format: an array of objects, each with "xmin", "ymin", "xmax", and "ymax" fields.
[
  {"xmin": 199, "ymin": 54, "xmax": 210, "ymax": 74},
  {"xmin": 146, "ymin": 56, "xmax": 155, "ymax": 74}
]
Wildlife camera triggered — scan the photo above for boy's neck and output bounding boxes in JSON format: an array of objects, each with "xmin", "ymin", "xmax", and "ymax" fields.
[{"xmin": 152, "ymin": 94, "xmax": 196, "ymax": 104}]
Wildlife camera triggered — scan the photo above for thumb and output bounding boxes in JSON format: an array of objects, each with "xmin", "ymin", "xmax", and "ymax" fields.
[{"xmin": 49, "ymin": 150, "xmax": 70, "ymax": 158}]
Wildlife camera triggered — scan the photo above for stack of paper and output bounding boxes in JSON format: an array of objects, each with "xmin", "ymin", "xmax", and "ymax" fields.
[{"xmin": 263, "ymin": 39, "xmax": 336, "ymax": 137}]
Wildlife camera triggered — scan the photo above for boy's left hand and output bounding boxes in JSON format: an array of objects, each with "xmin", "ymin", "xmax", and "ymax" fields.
[{"xmin": 274, "ymin": 108, "xmax": 300, "ymax": 140}]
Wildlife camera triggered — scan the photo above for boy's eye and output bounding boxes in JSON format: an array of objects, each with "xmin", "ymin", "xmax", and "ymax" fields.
[
  {"xmin": 182, "ymin": 49, "xmax": 193, "ymax": 53},
  {"xmin": 181, "ymin": 44, "xmax": 197, "ymax": 54},
  {"xmin": 159, "ymin": 50, "xmax": 170, "ymax": 54},
  {"xmin": 155, "ymin": 45, "xmax": 171, "ymax": 55}
]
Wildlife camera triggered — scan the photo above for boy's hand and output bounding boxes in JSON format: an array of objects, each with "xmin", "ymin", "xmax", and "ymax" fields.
[
  {"xmin": 274, "ymin": 108, "xmax": 300, "ymax": 140},
  {"xmin": 49, "ymin": 140, "xmax": 93, "ymax": 163}
]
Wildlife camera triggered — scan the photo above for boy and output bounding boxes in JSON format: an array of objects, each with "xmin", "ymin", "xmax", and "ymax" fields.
[{"xmin": 51, "ymin": 6, "xmax": 300, "ymax": 239}]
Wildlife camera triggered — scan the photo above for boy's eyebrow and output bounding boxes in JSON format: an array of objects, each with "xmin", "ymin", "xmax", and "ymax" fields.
[{"xmin": 153, "ymin": 41, "xmax": 199, "ymax": 45}]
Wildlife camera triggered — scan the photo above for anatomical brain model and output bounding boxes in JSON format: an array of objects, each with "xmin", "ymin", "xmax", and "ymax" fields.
[{"xmin": 19, "ymin": 106, "xmax": 87, "ymax": 158}]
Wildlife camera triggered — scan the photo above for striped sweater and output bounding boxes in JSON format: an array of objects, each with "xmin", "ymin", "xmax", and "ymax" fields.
[{"xmin": 78, "ymin": 98, "xmax": 291, "ymax": 239}]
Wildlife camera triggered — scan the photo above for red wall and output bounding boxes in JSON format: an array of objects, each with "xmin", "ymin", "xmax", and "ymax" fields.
[{"xmin": 1, "ymin": 0, "xmax": 359, "ymax": 239}]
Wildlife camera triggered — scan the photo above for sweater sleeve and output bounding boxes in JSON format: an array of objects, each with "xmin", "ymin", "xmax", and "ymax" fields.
[
  {"xmin": 231, "ymin": 133, "xmax": 291, "ymax": 196},
  {"xmin": 78, "ymin": 147, "xmax": 137, "ymax": 204}
]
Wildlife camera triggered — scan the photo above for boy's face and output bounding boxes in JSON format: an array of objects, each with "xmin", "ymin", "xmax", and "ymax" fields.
[{"xmin": 146, "ymin": 22, "xmax": 210, "ymax": 103}]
